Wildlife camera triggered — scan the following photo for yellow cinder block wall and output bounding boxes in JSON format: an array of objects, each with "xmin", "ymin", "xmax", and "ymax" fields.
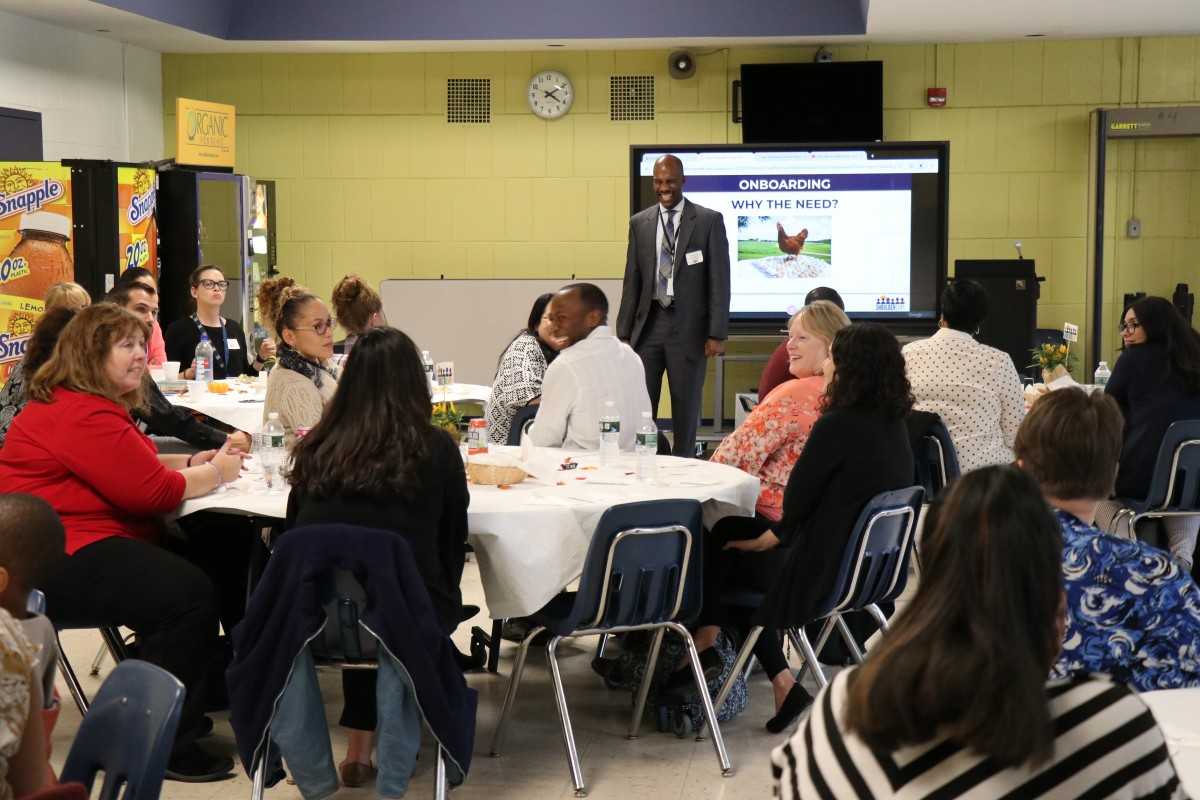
[{"xmin": 162, "ymin": 36, "xmax": 1200, "ymax": 416}]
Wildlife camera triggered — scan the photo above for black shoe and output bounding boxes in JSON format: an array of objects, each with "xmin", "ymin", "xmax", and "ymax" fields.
[
  {"xmin": 662, "ymin": 647, "xmax": 723, "ymax": 693},
  {"xmin": 198, "ymin": 715, "xmax": 214, "ymax": 737},
  {"xmin": 165, "ymin": 743, "xmax": 235, "ymax": 783},
  {"xmin": 765, "ymin": 684, "xmax": 814, "ymax": 734}
]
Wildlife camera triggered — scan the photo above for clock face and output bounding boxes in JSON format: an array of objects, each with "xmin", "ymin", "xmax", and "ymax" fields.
[{"xmin": 527, "ymin": 71, "xmax": 574, "ymax": 119}]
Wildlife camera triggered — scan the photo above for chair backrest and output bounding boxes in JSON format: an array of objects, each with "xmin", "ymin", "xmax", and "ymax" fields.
[
  {"xmin": 907, "ymin": 412, "xmax": 960, "ymax": 500},
  {"xmin": 308, "ymin": 566, "xmax": 379, "ymax": 665},
  {"xmin": 506, "ymin": 405, "xmax": 540, "ymax": 445},
  {"xmin": 59, "ymin": 660, "xmax": 184, "ymax": 800},
  {"xmin": 570, "ymin": 499, "xmax": 703, "ymax": 632},
  {"xmin": 815, "ymin": 486, "xmax": 924, "ymax": 618},
  {"xmin": 1141, "ymin": 420, "xmax": 1200, "ymax": 511},
  {"xmin": 27, "ymin": 588, "xmax": 46, "ymax": 615}
]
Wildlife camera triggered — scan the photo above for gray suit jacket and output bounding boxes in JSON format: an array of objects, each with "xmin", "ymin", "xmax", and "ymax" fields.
[{"xmin": 615, "ymin": 199, "xmax": 731, "ymax": 360}]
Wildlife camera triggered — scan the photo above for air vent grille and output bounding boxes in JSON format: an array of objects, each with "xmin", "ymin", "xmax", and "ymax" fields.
[
  {"xmin": 447, "ymin": 78, "xmax": 490, "ymax": 124},
  {"xmin": 610, "ymin": 76, "xmax": 655, "ymax": 121}
]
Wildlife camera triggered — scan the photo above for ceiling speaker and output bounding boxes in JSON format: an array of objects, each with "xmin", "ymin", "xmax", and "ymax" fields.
[{"xmin": 668, "ymin": 51, "xmax": 696, "ymax": 80}]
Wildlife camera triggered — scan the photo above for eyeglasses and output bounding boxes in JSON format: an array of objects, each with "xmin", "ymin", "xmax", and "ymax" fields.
[
  {"xmin": 1118, "ymin": 320, "xmax": 1141, "ymax": 334},
  {"xmin": 293, "ymin": 318, "xmax": 338, "ymax": 336},
  {"xmin": 198, "ymin": 279, "xmax": 230, "ymax": 291}
]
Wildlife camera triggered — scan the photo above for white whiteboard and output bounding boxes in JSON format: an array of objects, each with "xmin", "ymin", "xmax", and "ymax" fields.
[{"xmin": 380, "ymin": 279, "xmax": 624, "ymax": 385}]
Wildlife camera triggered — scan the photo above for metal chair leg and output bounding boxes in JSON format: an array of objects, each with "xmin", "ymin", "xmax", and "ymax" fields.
[
  {"xmin": 789, "ymin": 626, "xmax": 829, "ymax": 689},
  {"xmin": 863, "ymin": 603, "xmax": 890, "ymax": 634},
  {"xmin": 698, "ymin": 625, "xmax": 762, "ymax": 740},
  {"xmin": 251, "ymin": 741, "xmax": 267, "ymax": 800},
  {"xmin": 545, "ymin": 635, "xmax": 587, "ymax": 797},
  {"xmin": 56, "ymin": 633, "xmax": 91, "ymax": 715},
  {"xmin": 835, "ymin": 615, "xmax": 866, "ymax": 664},
  {"xmin": 488, "ymin": 624, "xmax": 543, "ymax": 756},
  {"xmin": 628, "ymin": 628, "xmax": 665, "ymax": 739},
  {"xmin": 88, "ymin": 643, "xmax": 108, "ymax": 676},
  {"xmin": 667, "ymin": 622, "xmax": 732, "ymax": 777},
  {"xmin": 434, "ymin": 743, "xmax": 447, "ymax": 800}
]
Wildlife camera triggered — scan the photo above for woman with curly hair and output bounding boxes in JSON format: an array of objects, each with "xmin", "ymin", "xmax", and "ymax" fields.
[
  {"xmin": 330, "ymin": 274, "xmax": 385, "ymax": 360},
  {"xmin": 688, "ymin": 324, "xmax": 914, "ymax": 732},
  {"xmin": 257, "ymin": 277, "xmax": 341, "ymax": 447}
]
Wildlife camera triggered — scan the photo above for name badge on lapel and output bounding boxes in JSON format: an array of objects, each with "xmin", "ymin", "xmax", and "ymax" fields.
[{"xmin": 686, "ymin": 251, "xmax": 704, "ymax": 266}]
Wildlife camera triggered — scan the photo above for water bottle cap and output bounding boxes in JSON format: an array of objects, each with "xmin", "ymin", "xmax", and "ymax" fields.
[
  {"xmin": 605, "ymin": 400, "xmax": 614, "ymax": 407},
  {"xmin": 200, "ymin": 332, "xmax": 209, "ymax": 340},
  {"xmin": 268, "ymin": 412, "xmax": 279, "ymax": 419},
  {"xmin": 641, "ymin": 411, "xmax": 651, "ymax": 418},
  {"xmin": 1099, "ymin": 361, "xmax": 1108, "ymax": 367}
]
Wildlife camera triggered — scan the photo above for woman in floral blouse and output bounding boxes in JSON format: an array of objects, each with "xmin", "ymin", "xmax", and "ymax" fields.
[
  {"xmin": 485, "ymin": 294, "xmax": 562, "ymax": 444},
  {"xmin": 1015, "ymin": 387, "xmax": 1200, "ymax": 690},
  {"xmin": 711, "ymin": 300, "xmax": 850, "ymax": 519}
]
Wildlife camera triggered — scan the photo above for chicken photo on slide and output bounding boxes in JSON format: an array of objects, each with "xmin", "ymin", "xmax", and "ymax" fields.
[{"xmin": 777, "ymin": 222, "xmax": 808, "ymax": 261}]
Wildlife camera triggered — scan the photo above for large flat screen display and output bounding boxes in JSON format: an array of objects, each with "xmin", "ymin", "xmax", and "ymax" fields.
[{"xmin": 630, "ymin": 142, "xmax": 949, "ymax": 328}]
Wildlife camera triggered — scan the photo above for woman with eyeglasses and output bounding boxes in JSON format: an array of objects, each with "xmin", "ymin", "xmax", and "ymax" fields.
[
  {"xmin": 257, "ymin": 277, "xmax": 342, "ymax": 448},
  {"xmin": 165, "ymin": 265, "xmax": 276, "ymax": 380},
  {"xmin": 1096, "ymin": 296, "xmax": 1200, "ymax": 568}
]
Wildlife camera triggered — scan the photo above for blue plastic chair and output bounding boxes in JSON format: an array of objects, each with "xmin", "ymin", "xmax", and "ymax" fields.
[
  {"xmin": 1113, "ymin": 420, "xmax": 1200, "ymax": 538},
  {"xmin": 488, "ymin": 499, "xmax": 732, "ymax": 797},
  {"xmin": 709, "ymin": 486, "xmax": 923, "ymax": 725},
  {"xmin": 59, "ymin": 660, "xmax": 184, "ymax": 800},
  {"xmin": 506, "ymin": 405, "xmax": 540, "ymax": 446},
  {"xmin": 914, "ymin": 419, "xmax": 960, "ymax": 501},
  {"xmin": 28, "ymin": 589, "xmax": 128, "ymax": 715}
]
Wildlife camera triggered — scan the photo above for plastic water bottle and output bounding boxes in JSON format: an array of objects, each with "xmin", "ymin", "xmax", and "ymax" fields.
[
  {"xmin": 260, "ymin": 412, "xmax": 287, "ymax": 492},
  {"xmin": 1094, "ymin": 361, "xmax": 1111, "ymax": 390},
  {"xmin": 194, "ymin": 332, "xmax": 214, "ymax": 383},
  {"xmin": 422, "ymin": 350, "xmax": 435, "ymax": 388},
  {"xmin": 599, "ymin": 401, "xmax": 620, "ymax": 466},
  {"xmin": 635, "ymin": 412, "xmax": 658, "ymax": 482}
]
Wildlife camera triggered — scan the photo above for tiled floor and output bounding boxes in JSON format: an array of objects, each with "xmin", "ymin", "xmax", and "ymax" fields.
[{"xmin": 49, "ymin": 557, "xmax": 833, "ymax": 799}]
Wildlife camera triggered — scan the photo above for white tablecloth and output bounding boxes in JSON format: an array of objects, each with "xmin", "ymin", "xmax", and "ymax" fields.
[
  {"xmin": 174, "ymin": 447, "xmax": 758, "ymax": 618},
  {"xmin": 1140, "ymin": 688, "xmax": 1200, "ymax": 796},
  {"xmin": 166, "ymin": 382, "xmax": 493, "ymax": 434},
  {"xmin": 166, "ymin": 387, "xmax": 267, "ymax": 432}
]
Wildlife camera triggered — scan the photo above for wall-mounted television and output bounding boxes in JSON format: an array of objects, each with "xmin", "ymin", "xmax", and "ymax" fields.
[
  {"xmin": 740, "ymin": 62, "xmax": 883, "ymax": 144},
  {"xmin": 630, "ymin": 142, "xmax": 950, "ymax": 331}
]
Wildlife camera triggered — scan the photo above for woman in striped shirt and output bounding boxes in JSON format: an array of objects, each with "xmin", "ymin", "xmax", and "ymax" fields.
[{"xmin": 773, "ymin": 465, "xmax": 1182, "ymax": 799}]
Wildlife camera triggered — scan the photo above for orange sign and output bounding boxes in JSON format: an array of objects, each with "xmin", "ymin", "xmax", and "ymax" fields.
[{"xmin": 0, "ymin": 162, "xmax": 75, "ymax": 383}]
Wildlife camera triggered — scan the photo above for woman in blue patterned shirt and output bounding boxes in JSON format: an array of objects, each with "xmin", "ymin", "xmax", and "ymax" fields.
[{"xmin": 1015, "ymin": 387, "xmax": 1200, "ymax": 690}]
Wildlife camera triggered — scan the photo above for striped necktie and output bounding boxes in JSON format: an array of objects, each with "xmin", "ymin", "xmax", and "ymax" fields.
[{"xmin": 658, "ymin": 209, "xmax": 675, "ymax": 308}]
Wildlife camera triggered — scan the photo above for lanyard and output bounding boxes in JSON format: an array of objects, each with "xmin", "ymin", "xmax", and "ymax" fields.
[{"xmin": 191, "ymin": 315, "xmax": 230, "ymax": 375}]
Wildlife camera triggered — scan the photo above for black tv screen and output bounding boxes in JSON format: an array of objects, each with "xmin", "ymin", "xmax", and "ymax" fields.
[
  {"xmin": 630, "ymin": 142, "xmax": 950, "ymax": 328},
  {"xmin": 741, "ymin": 62, "xmax": 883, "ymax": 144}
]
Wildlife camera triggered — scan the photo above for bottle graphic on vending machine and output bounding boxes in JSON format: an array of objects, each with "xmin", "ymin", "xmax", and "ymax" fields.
[{"xmin": 2, "ymin": 211, "xmax": 74, "ymax": 301}]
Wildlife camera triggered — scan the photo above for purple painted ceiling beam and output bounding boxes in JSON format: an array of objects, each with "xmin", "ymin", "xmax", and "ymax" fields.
[{"xmin": 93, "ymin": 0, "xmax": 868, "ymax": 41}]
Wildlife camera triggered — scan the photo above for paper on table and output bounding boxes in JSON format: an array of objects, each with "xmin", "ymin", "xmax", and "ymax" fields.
[{"xmin": 524, "ymin": 495, "xmax": 578, "ymax": 507}]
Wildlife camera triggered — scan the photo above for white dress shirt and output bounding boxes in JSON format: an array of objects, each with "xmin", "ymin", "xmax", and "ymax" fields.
[
  {"xmin": 529, "ymin": 325, "xmax": 652, "ymax": 451},
  {"xmin": 902, "ymin": 327, "xmax": 1026, "ymax": 472}
]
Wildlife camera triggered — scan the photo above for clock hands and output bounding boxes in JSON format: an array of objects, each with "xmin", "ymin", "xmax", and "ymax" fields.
[{"xmin": 543, "ymin": 85, "xmax": 564, "ymax": 101}]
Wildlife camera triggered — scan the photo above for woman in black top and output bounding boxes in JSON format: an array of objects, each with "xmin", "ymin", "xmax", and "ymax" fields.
[
  {"xmin": 1098, "ymin": 296, "xmax": 1200, "ymax": 568},
  {"xmin": 285, "ymin": 326, "xmax": 468, "ymax": 788},
  {"xmin": 691, "ymin": 324, "xmax": 914, "ymax": 732},
  {"xmin": 164, "ymin": 265, "xmax": 275, "ymax": 380}
]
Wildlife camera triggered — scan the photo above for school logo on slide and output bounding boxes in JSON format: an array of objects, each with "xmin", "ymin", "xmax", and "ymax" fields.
[{"xmin": 875, "ymin": 296, "xmax": 908, "ymax": 311}]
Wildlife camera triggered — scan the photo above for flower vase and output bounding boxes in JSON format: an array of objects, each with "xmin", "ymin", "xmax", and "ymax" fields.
[{"xmin": 1042, "ymin": 365, "xmax": 1069, "ymax": 384}]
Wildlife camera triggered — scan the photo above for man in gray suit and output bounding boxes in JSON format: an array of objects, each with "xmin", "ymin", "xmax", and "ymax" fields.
[{"xmin": 616, "ymin": 154, "xmax": 730, "ymax": 457}]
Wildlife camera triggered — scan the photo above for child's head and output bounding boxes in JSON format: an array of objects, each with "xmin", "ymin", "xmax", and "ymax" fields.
[{"xmin": 0, "ymin": 494, "xmax": 65, "ymax": 616}]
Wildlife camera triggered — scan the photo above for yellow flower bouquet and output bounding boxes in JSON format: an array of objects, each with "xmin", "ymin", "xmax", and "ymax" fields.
[
  {"xmin": 1029, "ymin": 343, "xmax": 1075, "ymax": 382},
  {"xmin": 432, "ymin": 401, "xmax": 464, "ymax": 436}
]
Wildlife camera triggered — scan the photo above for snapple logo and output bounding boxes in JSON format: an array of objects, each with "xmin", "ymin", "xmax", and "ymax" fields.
[
  {"xmin": 127, "ymin": 188, "xmax": 156, "ymax": 226},
  {"xmin": 0, "ymin": 177, "xmax": 66, "ymax": 221},
  {"xmin": 0, "ymin": 331, "xmax": 30, "ymax": 361}
]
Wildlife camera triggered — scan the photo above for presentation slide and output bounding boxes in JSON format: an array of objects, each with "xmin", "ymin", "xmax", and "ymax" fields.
[{"xmin": 633, "ymin": 148, "xmax": 945, "ymax": 321}]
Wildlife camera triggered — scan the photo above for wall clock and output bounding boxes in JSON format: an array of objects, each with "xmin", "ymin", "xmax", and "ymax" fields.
[{"xmin": 527, "ymin": 71, "xmax": 574, "ymax": 119}]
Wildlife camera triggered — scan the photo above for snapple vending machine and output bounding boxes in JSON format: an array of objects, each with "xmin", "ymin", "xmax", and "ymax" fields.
[{"xmin": 0, "ymin": 162, "xmax": 75, "ymax": 383}]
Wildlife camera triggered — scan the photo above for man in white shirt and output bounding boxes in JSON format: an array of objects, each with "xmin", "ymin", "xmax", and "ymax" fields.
[{"xmin": 529, "ymin": 283, "xmax": 652, "ymax": 451}]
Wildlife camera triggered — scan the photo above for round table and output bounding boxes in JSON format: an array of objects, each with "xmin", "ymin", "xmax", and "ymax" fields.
[{"xmin": 173, "ymin": 446, "xmax": 759, "ymax": 619}]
